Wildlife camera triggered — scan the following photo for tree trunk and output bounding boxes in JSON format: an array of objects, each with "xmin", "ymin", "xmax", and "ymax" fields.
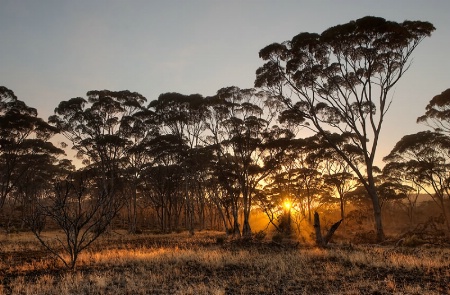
[
  {"xmin": 314, "ymin": 212, "xmax": 342, "ymax": 247},
  {"xmin": 308, "ymin": 196, "xmax": 312, "ymax": 223},
  {"xmin": 439, "ymin": 197, "xmax": 450, "ymax": 232},
  {"xmin": 313, "ymin": 212, "xmax": 324, "ymax": 247},
  {"xmin": 339, "ymin": 193, "xmax": 345, "ymax": 220},
  {"xmin": 368, "ymin": 185, "xmax": 385, "ymax": 242},
  {"xmin": 242, "ymin": 218, "xmax": 252, "ymax": 238},
  {"xmin": 232, "ymin": 218, "xmax": 241, "ymax": 236},
  {"xmin": 129, "ymin": 187, "xmax": 137, "ymax": 234},
  {"xmin": 231, "ymin": 200, "xmax": 241, "ymax": 236}
]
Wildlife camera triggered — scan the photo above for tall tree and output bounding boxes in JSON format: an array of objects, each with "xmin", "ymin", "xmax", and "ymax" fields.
[
  {"xmin": 141, "ymin": 134, "xmax": 186, "ymax": 233},
  {"xmin": 317, "ymin": 133, "xmax": 363, "ymax": 220},
  {"xmin": 384, "ymin": 131, "xmax": 450, "ymax": 233},
  {"xmin": 49, "ymin": 90, "xmax": 147, "ymax": 232},
  {"xmin": 204, "ymin": 87, "xmax": 285, "ymax": 237},
  {"xmin": 120, "ymin": 107, "xmax": 156, "ymax": 233},
  {"xmin": 149, "ymin": 93, "xmax": 209, "ymax": 234},
  {"xmin": 255, "ymin": 16, "xmax": 434, "ymax": 241},
  {"xmin": 0, "ymin": 86, "xmax": 63, "ymax": 217}
]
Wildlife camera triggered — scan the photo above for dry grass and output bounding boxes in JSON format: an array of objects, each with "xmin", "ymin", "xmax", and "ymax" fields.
[{"xmin": 1, "ymin": 231, "xmax": 449, "ymax": 294}]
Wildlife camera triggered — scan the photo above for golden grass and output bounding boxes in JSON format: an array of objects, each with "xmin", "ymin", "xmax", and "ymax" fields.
[{"xmin": 1, "ymin": 231, "xmax": 449, "ymax": 294}]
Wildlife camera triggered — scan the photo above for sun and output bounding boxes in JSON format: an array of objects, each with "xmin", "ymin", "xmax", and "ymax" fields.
[{"xmin": 283, "ymin": 200, "xmax": 292, "ymax": 211}]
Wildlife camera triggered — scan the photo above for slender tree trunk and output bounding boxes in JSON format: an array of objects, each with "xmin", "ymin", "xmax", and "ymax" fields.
[
  {"xmin": 313, "ymin": 212, "xmax": 324, "ymax": 247},
  {"xmin": 218, "ymin": 205, "xmax": 229, "ymax": 234},
  {"xmin": 307, "ymin": 194, "xmax": 312, "ymax": 223},
  {"xmin": 129, "ymin": 185, "xmax": 137, "ymax": 234},
  {"xmin": 339, "ymin": 194, "xmax": 345, "ymax": 220},
  {"xmin": 368, "ymin": 184, "xmax": 385, "ymax": 242},
  {"xmin": 231, "ymin": 198, "xmax": 241, "ymax": 236},
  {"xmin": 439, "ymin": 198, "xmax": 450, "ymax": 233},
  {"xmin": 242, "ymin": 194, "xmax": 252, "ymax": 238},
  {"xmin": 242, "ymin": 218, "xmax": 252, "ymax": 238}
]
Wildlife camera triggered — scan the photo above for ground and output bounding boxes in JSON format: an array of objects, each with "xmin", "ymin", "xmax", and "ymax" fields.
[{"xmin": 0, "ymin": 231, "xmax": 449, "ymax": 294}]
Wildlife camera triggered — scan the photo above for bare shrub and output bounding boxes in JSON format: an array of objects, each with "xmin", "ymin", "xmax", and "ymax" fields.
[{"xmin": 26, "ymin": 169, "xmax": 122, "ymax": 269}]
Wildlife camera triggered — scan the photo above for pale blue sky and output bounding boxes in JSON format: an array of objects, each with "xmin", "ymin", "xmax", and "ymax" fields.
[{"xmin": 1, "ymin": 0, "xmax": 449, "ymax": 165}]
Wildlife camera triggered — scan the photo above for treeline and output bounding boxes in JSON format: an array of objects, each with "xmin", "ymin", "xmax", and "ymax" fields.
[{"xmin": 1, "ymin": 16, "xmax": 446, "ymax": 250}]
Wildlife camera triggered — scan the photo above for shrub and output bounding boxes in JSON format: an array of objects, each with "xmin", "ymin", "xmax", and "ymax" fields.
[
  {"xmin": 272, "ymin": 232, "xmax": 284, "ymax": 244},
  {"xmin": 216, "ymin": 236, "xmax": 226, "ymax": 244},
  {"xmin": 253, "ymin": 230, "xmax": 266, "ymax": 241}
]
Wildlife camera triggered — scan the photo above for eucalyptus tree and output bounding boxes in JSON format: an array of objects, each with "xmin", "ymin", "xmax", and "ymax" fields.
[
  {"xmin": 257, "ymin": 132, "xmax": 302, "ymax": 233},
  {"xmin": 183, "ymin": 145, "xmax": 216, "ymax": 231},
  {"xmin": 417, "ymin": 88, "xmax": 450, "ymax": 134},
  {"xmin": 49, "ymin": 90, "xmax": 148, "ymax": 231},
  {"xmin": 14, "ymin": 151, "xmax": 70, "ymax": 230},
  {"xmin": 120, "ymin": 107, "xmax": 157, "ymax": 233},
  {"xmin": 0, "ymin": 87, "xmax": 63, "ymax": 224},
  {"xmin": 381, "ymin": 163, "xmax": 420, "ymax": 226},
  {"xmin": 255, "ymin": 16, "xmax": 434, "ymax": 241},
  {"xmin": 141, "ymin": 133, "xmax": 187, "ymax": 233},
  {"xmin": 148, "ymin": 93, "xmax": 209, "ymax": 234},
  {"xmin": 204, "ymin": 86, "xmax": 285, "ymax": 237},
  {"xmin": 203, "ymin": 176, "xmax": 228, "ymax": 232},
  {"xmin": 384, "ymin": 131, "xmax": 450, "ymax": 233},
  {"xmin": 316, "ymin": 133, "xmax": 363, "ymax": 220}
]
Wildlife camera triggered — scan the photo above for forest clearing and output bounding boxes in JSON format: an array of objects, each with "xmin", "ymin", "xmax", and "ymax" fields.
[{"xmin": 1, "ymin": 230, "xmax": 449, "ymax": 295}]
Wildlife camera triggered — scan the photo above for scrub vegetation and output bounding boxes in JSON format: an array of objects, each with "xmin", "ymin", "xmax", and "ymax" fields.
[
  {"xmin": 1, "ymin": 15, "xmax": 448, "ymax": 294},
  {"xmin": 1, "ymin": 231, "xmax": 449, "ymax": 295}
]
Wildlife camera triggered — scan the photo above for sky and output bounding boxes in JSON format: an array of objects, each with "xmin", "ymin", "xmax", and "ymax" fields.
[{"xmin": 1, "ymin": 0, "xmax": 449, "ymax": 167}]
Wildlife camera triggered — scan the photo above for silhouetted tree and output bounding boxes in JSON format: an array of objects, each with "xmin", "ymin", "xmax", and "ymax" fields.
[
  {"xmin": 383, "ymin": 165, "xmax": 420, "ymax": 226},
  {"xmin": 28, "ymin": 167, "xmax": 122, "ymax": 269},
  {"xmin": 0, "ymin": 86, "xmax": 63, "ymax": 230},
  {"xmin": 255, "ymin": 16, "xmax": 435, "ymax": 241},
  {"xmin": 317, "ymin": 133, "xmax": 363, "ymax": 220},
  {"xmin": 384, "ymin": 131, "xmax": 450, "ymax": 233},
  {"xmin": 141, "ymin": 134, "xmax": 186, "ymax": 233},
  {"xmin": 417, "ymin": 88, "xmax": 450, "ymax": 134},
  {"xmin": 149, "ymin": 93, "xmax": 209, "ymax": 234},
  {"xmin": 49, "ymin": 90, "xmax": 146, "ymax": 232},
  {"xmin": 204, "ymin": 87, "xmax": 285, "ymax": 237},
  {"xmin": 120, "ymin": 107, "xmax": 155, "ymax": 233}
]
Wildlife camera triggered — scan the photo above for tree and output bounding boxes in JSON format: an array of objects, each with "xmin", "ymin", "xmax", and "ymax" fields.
[
  {"xmin": 141, "ymin": 134, "xmax": 186, "ymax": 233},
  {"xmin": 149, "ymin": 93, "xmax": 209, "ymax": 234},
  {"xmin": 120, "ymin": 107, "xmax": 156, "ymax": 233},
  {"xmin": 49, "ymin": 90, "xmax": 146, "ymax": 233},
  {"xmin": 318, "ymin": 133, "xmax": 363, "ymax": 220},
  {"xmin": 28, "ymin": 167, "xmax": 122, "ymax": 269},
  {"xmin": 384, "ymin": 131, "xmax": 450, "ymax": 233},
  {"xmin": 0, "ymin": 86, "xmax": 63, "ymax": 227},
  {"xmin": 255, "ymin": 16, "xmax": 434, "ymax": 241},
  {"xmin": 378, "ymin": 167, "xmax": 418, "ymax": 226},
  {"xmin": 417, "ymin": 88, "xmax": 450, "ymax": 134},
  {"xmin": 204, "ymin": 87, "xmax": 285, "ymax": 237}
]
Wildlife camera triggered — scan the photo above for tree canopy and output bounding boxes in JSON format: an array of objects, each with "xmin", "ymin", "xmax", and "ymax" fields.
[{"xmin": 255, "ymin": 16, "xmax": 435, "ymax": 241}]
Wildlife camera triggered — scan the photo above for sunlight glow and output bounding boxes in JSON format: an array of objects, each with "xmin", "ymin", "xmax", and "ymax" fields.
[{"xmin": 283, "ymin": 200, "xmax": 292, "ymax": 211}]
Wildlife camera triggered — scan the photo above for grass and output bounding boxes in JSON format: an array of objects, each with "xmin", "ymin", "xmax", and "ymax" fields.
[{"xmin": 1, "ymin": 230, "xmax": 449, "ymax": 294}]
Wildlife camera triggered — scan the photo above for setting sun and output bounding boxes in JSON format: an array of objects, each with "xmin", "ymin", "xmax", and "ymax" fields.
[{"xmin": 283, "ymin": 200, "xmax": 292, "ymax": 211}]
